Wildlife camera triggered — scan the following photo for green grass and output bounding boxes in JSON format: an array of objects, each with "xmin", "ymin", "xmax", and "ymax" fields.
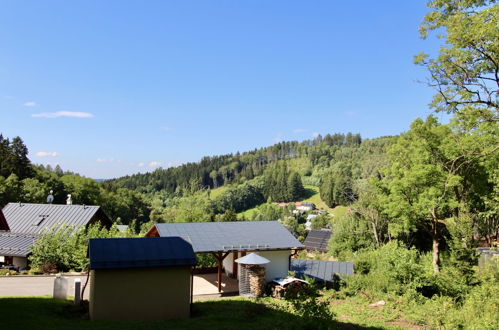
[
  {"xmin": 237, "ymin": 185, "xmax": 350, "ymax": 219},
  {"xmin": 0, "ymin": 296, "xmax": 407, "ymax": 329},
  {"xmin": 209, "ymin": 185, "xmax": 229, "ymax": 199}
]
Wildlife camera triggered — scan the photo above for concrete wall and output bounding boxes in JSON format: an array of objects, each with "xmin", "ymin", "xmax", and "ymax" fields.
[{"xmin": 89, "ymin": 266, "xmax": 192, "ymax": 321}]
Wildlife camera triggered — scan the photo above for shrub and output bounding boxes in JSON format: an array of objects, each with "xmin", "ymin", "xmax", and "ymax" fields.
[
  {"xmin": 344, "ymin": 241, "xmax": 427, "ymax": 296},
  {"xmin": 0, "ymin": 269, "xmax": 17, "ymax": 276},
  {"xmin": 29, "ymin": 223, "xmax": 125, "ymax": 273}
]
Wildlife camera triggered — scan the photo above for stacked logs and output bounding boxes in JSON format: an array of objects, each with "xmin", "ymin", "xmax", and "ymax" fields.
[{"xmin": 247, "ymin": 265, "xmax": 266, "ymax": 297}]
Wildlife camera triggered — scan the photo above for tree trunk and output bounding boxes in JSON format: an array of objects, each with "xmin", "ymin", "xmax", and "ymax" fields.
[
  {"xmin": 371, "ymin": 218, "xmax": 380, "ymax": 247},
  {"xmin": 431, "ymin": 219, "xmax": 440, "ymax": 273}
]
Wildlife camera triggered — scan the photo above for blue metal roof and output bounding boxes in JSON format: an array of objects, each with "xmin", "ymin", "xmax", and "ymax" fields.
[
  {"xmin": 153, "ymin": 221, "xmax": 304, "ymax": 253},
  {"xmin": 291, "ymin": 259, "xmax": 354, "ymax": 282},
  {"xmin": 88, "ymin": 237, "xmax": 197, "ymax": 270}
]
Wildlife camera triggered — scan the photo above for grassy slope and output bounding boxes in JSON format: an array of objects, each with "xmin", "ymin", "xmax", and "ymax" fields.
[
  {"xmin": 237, "ymin": 185, "xmax": 349, "ymax": 218},
  {"xmin": 0, "ymin": 296, "xmax": 414, "ymax": 329}
]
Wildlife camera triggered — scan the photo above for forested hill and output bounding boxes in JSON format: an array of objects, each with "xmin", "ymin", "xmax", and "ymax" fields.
[{"xmin": 105, "ymin": 132, "xmax": 366, "ymax": 194}]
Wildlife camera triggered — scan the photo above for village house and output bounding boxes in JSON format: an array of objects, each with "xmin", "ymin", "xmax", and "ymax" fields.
[{"xmin": 0, "ymin": 202, "xmax": 111, "ymax": 269}]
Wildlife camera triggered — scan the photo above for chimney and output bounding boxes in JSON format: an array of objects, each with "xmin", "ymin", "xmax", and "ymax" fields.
[{"xmin": 66, "ymin": 194, "xmax": 72, "ymax": 205}]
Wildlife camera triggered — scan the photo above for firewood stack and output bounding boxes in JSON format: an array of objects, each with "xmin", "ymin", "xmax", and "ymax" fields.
[{"xmin": 247, "ymin": 265, "xmax": 266, "ymax": 297}]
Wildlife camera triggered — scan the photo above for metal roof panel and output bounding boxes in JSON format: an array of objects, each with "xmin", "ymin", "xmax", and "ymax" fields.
[{"xmin": 154, "ymin": 221, "xmax": 304, "ymax": 253}]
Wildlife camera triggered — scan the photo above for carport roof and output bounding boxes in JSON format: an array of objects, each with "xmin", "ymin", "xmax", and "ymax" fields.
[
  {"xmin": 88, "ymin": 237, "xmax": 197, "ymax": 270},
  {"xmin": 150, "ymin": 221, "xmax": 304, "ymax": 253}
]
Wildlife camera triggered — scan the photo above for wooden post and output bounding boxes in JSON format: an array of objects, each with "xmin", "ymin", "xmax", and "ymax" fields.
[
  {"xmin": 232, "ymin": 251, "xmax": 238, "ymax": 279},
  {"xmin": 212, "ymin": 252, "xmax": 230, "ymax": 293}
]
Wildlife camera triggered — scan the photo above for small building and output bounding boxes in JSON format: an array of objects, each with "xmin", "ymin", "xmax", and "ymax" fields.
[
  {"xmin": 146, "ymin": 221, "xmax": 304, "ymax": 291},
  {"xmin": 0, "ymin": 202, "xmax": 111, "ymax": 268},
  {"xmin": 88, "ymin": 237, "xmax": 196, "ymax": 321},
  {"xmin": 296, "ymin": 202, "xmax": 315, "ymax": 212}
]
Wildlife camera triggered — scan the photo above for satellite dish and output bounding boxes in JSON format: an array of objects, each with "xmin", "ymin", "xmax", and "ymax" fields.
[{"xmin": 47, "ymin": 191, "xmax": 54, "ymax": 204}]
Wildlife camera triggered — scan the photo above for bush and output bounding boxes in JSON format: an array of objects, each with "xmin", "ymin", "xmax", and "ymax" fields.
[
  {"xmin": 29, "ymin": 224, "xmax": 126, "ymax": 273},
  {"xmin": 344, "ymin": 241, "xmax": 428, "ymax": 296},
  {"xmin": 286, "ymin": 283, "xmax": 335, "ymax": 329},
  {"xmin": 0, "ymin": 269, "xmax": 17, "ymax": 276}
]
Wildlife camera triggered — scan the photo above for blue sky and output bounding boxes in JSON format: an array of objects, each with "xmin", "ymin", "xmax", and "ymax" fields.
[{"xmin": 0, "ymin": 1, "xmax": 445, "ymax": 179}]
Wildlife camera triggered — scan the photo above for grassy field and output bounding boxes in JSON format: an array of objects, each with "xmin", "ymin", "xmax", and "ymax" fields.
[
  {"xmin": 237, "ymin": 185, "xmax": 349, "ymax": 219},
  {"xmin": 0, "ymin": 296, "xmax": 417, "ymax": 329}
]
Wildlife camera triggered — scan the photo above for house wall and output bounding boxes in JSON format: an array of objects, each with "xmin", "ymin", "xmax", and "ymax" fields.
[
  {"xmin": 257, "ymin": 250, "xmax": 291, "ymax": 282},
  {"xmin": 12, "ymin": 256, "xmax": 28, "ymax": 269},
  {"xmin": 89, "ymin": 266, "xmax": 192, "ymax": 321},
  {"xmin": 224, "ymin": 250, "xmax": 291, "ymax": 282}
]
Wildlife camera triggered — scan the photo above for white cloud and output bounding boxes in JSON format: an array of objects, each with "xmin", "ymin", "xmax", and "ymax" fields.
[
  {"xmin": 148, "ymin": 161, "xmax": 162, "ymax": 167},
  {"xmin": 292, "ymin": 128, "xmax": 306, "ymax": 133},
  {"xmin": 32, "ymin": 111, "xmax": 94, "ymax": 118},
  {"xmin": 137, "ymin": 162, "xmax": 145, "ymax": 167},
  {"xmin": 160, "ymin": 126, "xmax": 174, "ymax": 131},
  {"xmin": 23, "ymin": 101, "xmax": 37, "ymax": 107},
  {"xmin": 36, "ymin": 151, "xmax": 59, "ymax": 157},
  {"xmin": 312, "ymin": 132, "xmax": 320, "ymax": 138},
  {"xmin": 96, "ymin": 158, "xmax": 115, "ymax": 163}
]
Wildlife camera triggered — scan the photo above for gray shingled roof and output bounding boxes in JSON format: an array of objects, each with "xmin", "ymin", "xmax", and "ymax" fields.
[
  {"xmin": 2, "ymin": 203, "xmax": 102, "ymax": 234},
  {"xmin": 88, "ymin": 237, "xmax": 197, "ymax": 270},
  {"xmin": 0, "ymin": 232, "xmax": 38, "ymax": 257},
  {"xmin": 154, "ymin": 221, "xmax": 304, "ymax": 253},
  {"xmin": 290, "ymin": 259, "xmax": 354, "ymax": 282}
]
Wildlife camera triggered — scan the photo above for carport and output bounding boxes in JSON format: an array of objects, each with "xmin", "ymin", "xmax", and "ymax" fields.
[{"xmin": 146, "ymin": 221, "xmax": 304, "ymax": 292}]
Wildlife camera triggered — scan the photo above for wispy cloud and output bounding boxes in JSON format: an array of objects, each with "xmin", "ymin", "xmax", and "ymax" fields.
[
  {"xmin": 148, "ymin": 161, "xmax": 162, "ymax": 167},
  {"xmin": 292, "ymin": 128, "xmax": 306, "ymax": 133},
  {"xmin": 272, "ymin": 133, "xmax": 284, "ymax": 143},
  {"xmin": 36, "ymin": 151, "xmax": 59, "ymax": 157},
  {"xmin": 32, "ymin": 111, "xmax": 94, "ymax": 118},
  {"xmin": 96, "ymin": 158, "xmax": 115, "ymax": 163},
  {"xmin": 160, "ymin": 126, "xmax": 174, "ymax": 131},
  {"xmin": 23, "ymin": 101, "xmax": 37, "ymax": 107},
  {"xmin": 137, "ymin": 162, "xmax": 145, "ymax": 167},
  {"xmin": 312, "ymin": 132, "xmax": 320, "ymax": 138}
]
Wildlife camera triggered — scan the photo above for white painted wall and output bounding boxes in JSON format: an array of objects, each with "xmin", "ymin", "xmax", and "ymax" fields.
[
  {"xmin": 223, "ymin": 252, "xmax": 235, "ymax": 276},
  {"xmin": 13, "ymin": 256, "xmax": 28, "ymax": 269},
  {"xmin": 257, "ymin": 250, "xmax": 291, "ymax": 282},
  {"xmin": 224, "ymin": 250, "xmax": 292, "ymax": 282}
]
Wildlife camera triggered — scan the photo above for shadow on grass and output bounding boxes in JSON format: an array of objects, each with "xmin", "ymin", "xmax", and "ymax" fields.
[
  {"xmin": 0, "ymin": 297, "xmax": 384, "ymax": 330},
  {"xmin": 301, "ymin": 188, "xmax": 317, "ymax": 200}
]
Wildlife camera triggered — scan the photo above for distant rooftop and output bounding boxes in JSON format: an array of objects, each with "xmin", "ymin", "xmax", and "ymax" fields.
[{"xmin": 2, "ymin": 202, "xmax": 110, "ymax": 234}]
